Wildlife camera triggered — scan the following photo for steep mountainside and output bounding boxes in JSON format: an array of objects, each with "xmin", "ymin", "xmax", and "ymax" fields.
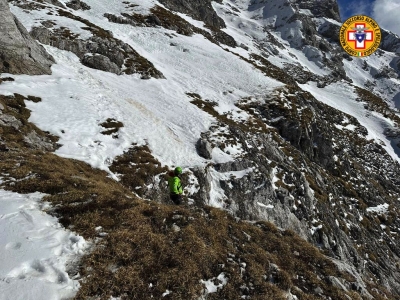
[{"xmin": 1, "ymin": 0, "xmax": 400, "ymax": 299}]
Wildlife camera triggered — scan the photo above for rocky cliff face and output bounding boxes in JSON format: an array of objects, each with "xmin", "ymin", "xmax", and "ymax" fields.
[
  {"xmin": 159, "ymin": 0, "xmax": 225, "ymax": 29},
  {"xmin": 294, "ymin": 0, "xmax": 341, "ymax": 22},
  {"xmin": 187, "ymin": 86, "xmax": 400, "ymax": 297},
  {"xmin": 0, "ymin": 0, "xmax": 54, "ymax": 75},
  {"xmin": 381, "ymin": 29, "xmax": 400, "ymax": 54}
]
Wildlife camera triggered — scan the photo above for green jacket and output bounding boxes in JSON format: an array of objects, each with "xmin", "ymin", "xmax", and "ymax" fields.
[{"xmin": 168, "ymin": 175, "xmax": 183, "ymax": 195}]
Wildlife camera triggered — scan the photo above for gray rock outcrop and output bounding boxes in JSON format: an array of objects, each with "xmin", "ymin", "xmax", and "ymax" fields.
[
  {"xmin": 177, "ymin": 80, "xmax": 400, "ymax": 297},
  {"xmin": 42, "ymin": 0, "xmax": 65, "ymax": 8},
  {"xmin": 23, "ymin": 130, "xmax": 56, "ymax": 151},
  {"xmin": 195, "ymin": 137, "xmax": 213, "ymax": 159},
  {"xmin": 0, "ymin": 113, "xmax": 22, "ymax": 129},
  {"xmin": 30, "ymin": 27, "xmax": 163, "ymax": 78},
  {"xmin": 104, "ymin": 5, "xmax": 237, "ymax": 48},
  {"xmin": 295, "ymin": 0, "xmax": 341, "ymax": 22},
  {"xmin": 66, "ymin": 0, "xmax": 91, "ymax": 10},
  {"xmin": 0, "ymin": 0, "xmax": 54, "ymax": 75},
  {"xmin": 158, "ymin": 0, "xmax": 225, "ymax": 29},
  {"xmin": 81, "ymin": 54, "xmax": 121, "ymax": 75},
  {"xmin": 380, "ymin": 29, "xmax": 400, "ymax": 54}
]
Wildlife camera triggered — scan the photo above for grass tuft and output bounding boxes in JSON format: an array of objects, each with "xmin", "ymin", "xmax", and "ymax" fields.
[{"xmin": 99, "ymin": 118, "xmax": 124, "ymax": 136}]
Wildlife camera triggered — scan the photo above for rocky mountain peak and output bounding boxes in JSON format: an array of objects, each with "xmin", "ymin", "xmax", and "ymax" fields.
[
  {"xmin": 249, "ymin": 0, "xmax": 340, "ymax": 21},
  {"xmin": 294, "ymin": 0, "xmax": 341, "ymax": 22}
]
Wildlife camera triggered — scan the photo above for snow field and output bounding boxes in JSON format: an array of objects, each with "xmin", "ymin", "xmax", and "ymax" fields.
[
  {"xmin": 10, "ymin": 4, "xmax": 93, "ymax": 39},
  {"xmin": 0, "ymin": 190, "xmax": 88, "ymax": 300},
  {"xmin": 3, "ymin": 1, "xmax": 284, "ymax": 173}
]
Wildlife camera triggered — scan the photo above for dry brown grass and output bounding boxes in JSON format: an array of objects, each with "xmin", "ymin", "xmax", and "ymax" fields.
[
  {"xmin": 150, "ymin": 6, "xmax": 194, "ymax": 36},
  {"xmin": 0, "ymin": 77, "xmax": 14, "ymax": 85},
  {"xmin": 56, "ymin": 8, "xmax": 114, "ymax": 38},
  {"xmin": 73, "ymin": 203, "xmax": 359, "ymax": 300},
  {"xmin": 109, "ymin": 144, "xmax": 168, "ymax": 196},
  {"xmin": 123, "ymin": 55, "xmax": 163, "ymax": 78},
  {"xmin": 108, "ymin": 6, "xmax": 230, "ymax": 47},
  {"xmin": 0, "ymin": 149, "xmax": 133, "ymax": 236},
  {"xmin": 99, "ymin": 118, "xmax": 124, "ymax": 136},
  {"xmin": 0, "ymin": 94, "xmax": 59, "ymax": 150},
  {"xmin": 0, "ymin": 155, "xmax": 364, "ymax": 298}
]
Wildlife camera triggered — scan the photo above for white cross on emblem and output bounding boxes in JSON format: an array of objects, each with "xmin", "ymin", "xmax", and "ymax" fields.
[{"xmin": 347, "ymin": 23, "xmax": 373, "ymax": 50}]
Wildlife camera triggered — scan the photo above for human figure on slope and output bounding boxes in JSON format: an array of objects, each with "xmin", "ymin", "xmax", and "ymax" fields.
[{"xmin": 168, "ymin": 166, "xmax": 183, "ymax": 205}]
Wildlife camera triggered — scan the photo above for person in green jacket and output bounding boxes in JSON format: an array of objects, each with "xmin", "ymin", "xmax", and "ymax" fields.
[{"xmin": 168, "ymin": 166, "xmax": 183, "ymax": 205}]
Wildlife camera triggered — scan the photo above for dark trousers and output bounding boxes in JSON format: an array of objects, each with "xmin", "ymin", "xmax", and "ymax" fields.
[{"xmin": 170, "ymin": 194, "xmax": 182, "ymax": 205}]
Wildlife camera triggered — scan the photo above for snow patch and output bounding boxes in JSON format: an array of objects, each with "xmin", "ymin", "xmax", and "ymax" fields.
[
  {"xmin": 257, "ymin": 202, "xmax": 274, "ymax": 209},
  {"xmin": 366, "ymin": 203, "xmax": 389, "ymax": 215},
  {"xmin": 184, "ymin": 172, "xmax": 200, "ymax": 196},
  {"xmin": 200, "ymin": 273, "xmax": 228, "ymax": 294},
  {"xmin": 0, "ymin": 190, "xmax": 89, "ymax": 300},
  {"xmin": 271, "ymin": 166, "xmax": 280, "ymax": 189}
]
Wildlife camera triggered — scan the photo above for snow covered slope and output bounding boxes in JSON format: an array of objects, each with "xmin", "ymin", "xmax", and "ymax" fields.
[
  {"xmin": 5, "ymin": 1, "xmax": 283, "ymax": 172},
  {"xmin": 4, "ymin": 0, "xmax": 399, "ymax": 171}
]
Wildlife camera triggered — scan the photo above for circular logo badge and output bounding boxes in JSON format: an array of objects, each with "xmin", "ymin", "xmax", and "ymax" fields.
[{"xmin": 339, "ymin": 15, "xmax": 381, "ymax": 57}]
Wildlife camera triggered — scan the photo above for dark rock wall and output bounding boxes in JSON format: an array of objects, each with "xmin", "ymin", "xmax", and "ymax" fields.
[
  {"xmin": 380, "ymin": 29, "xmax": 400, "ymax": 54},
  {"xmin": 158, "ymin": 0, "xmax": 226, "ymax": 29},
  {"xmin": 295, "ymin": 0, "xmax": 341, "ymax": 22}
]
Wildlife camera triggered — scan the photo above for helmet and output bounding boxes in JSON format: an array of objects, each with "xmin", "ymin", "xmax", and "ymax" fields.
[{"xmin": 174, "ymin": 166, "xmax": 182, "ymax": 175}]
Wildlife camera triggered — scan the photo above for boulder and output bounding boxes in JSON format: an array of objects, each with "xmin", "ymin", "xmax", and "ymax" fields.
[
  {"xmin": 66, "ymin": 0, "xmax": 91, "ymax": 10},
  {"xmin": 81, "ymin": 54, "xmax": 122, "ymax": 75},
  {"xmin": 0, "ymin": 0, "xmax": 54, "ymax": 75},
  {"xmin": 196, "ymin": 137, "xmax": 213, "ymax": 159}
]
